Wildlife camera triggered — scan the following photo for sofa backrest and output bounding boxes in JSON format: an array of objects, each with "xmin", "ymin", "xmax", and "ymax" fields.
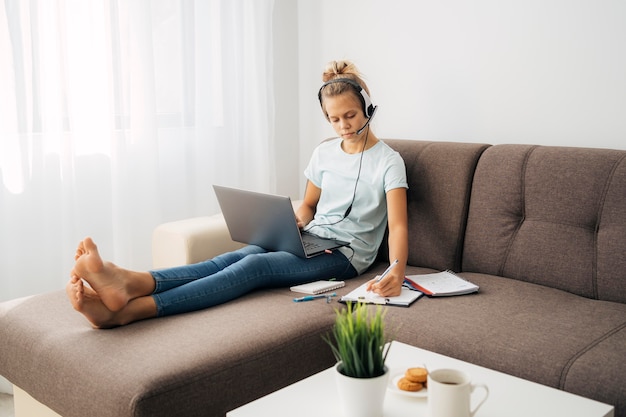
[
  {"xmin": 463, "ymin": 144, "xmax": 626, "ymax": 303},
  {"xmin": 382, "ymin": 140, "xmax": 490, "ymax": 272}
]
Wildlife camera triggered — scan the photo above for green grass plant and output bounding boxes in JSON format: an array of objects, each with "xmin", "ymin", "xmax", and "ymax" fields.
[{"xmin": 324, "ymin": 302, "xmax": 390, "ymax": 378}]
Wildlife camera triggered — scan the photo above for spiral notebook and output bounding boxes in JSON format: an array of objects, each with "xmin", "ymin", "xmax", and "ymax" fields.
[
  {"xmin": 339, "ymin": 278, "xmax": 423, "ymax": 307},
  {"xmin": 290, "ymin": 280, "xmax": 346, "ymax": 295}
]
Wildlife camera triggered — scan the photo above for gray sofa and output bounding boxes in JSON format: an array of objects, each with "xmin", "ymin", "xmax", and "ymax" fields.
[{"xmin": 1, "ymin": 140, "xmax": 624, "ymax": 417}]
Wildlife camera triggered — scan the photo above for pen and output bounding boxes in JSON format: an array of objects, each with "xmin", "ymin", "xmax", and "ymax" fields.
[
  {"xmin": 375, "ymin": 259, "xmax": 399, "ymax": 282},
  {"xmin": 293, "ymin": 292, "xmax": 337, "ymax": 302}
]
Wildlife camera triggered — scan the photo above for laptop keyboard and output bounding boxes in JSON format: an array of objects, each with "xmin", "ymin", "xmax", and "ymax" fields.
[{"xmin": 303, "ymin": 240, "xmax": 322, "ymax": 251}]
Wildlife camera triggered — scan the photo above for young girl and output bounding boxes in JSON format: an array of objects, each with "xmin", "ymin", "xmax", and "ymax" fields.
[{"xmin": 67, "ymin": 60, "xmax": 408, "ymax": 328}]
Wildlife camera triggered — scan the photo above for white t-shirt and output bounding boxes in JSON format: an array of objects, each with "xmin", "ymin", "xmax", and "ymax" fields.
[{"xmin": 303, "ymin": 138, "xmax": 408, "ymax": 274}]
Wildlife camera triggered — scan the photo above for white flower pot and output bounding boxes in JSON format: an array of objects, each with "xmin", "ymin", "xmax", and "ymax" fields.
[{"xmin": 334, "ymin": 362, "xmax": 389, "ymax": 417}]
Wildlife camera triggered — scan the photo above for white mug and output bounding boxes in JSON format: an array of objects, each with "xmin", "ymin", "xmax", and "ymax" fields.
[{"xmin": 427, "ymin": 368, "xmax": 489, "ymax": 417}]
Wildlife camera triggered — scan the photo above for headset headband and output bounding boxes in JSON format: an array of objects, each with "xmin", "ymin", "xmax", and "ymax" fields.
[{"xmin": 317, "ymin": 78, "xmax": 376, "ymax": 118}]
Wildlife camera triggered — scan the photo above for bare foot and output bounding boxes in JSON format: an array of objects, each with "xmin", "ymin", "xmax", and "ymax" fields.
[
  {"xmin": 71, "ymin": 237, "xmax": 131, "ymax": 312},
  {"xmin": 66, "ymin": 277, "xmax": 120, "ymax": 329}
]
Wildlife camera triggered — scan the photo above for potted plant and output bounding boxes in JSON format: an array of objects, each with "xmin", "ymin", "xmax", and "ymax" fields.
[{"xmin": 324, "ymin": 302, "xmax": 391, "ymax": 417}]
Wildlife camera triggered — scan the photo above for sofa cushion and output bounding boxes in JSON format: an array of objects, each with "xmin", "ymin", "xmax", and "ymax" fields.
[
  {"xmin": 462, "ymin": 144, "xmax": 626, "ymax": 303},
  {"xmin": 383, "ymin": 140, "xmax": 489, "ymax": 271}
]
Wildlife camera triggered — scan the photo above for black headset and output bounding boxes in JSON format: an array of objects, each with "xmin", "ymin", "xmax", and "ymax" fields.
[{"xmin": 317, "ymin": 78, "xmax": 376, "ymax": 119}]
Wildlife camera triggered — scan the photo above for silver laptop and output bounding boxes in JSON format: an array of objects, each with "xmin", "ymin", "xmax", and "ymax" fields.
[{"xmin": 213, "ymin": 185, "xmax": 349, "ymax": 258}]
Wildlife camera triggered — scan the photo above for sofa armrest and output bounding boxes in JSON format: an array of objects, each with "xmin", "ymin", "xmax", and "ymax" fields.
[
  {"xmin": 152, "ymin": 200, "xmax": 303, "ymax": 269},
  {"xmin": 152, "ymin": 214, "xmax": 245, "ymax": 268}
]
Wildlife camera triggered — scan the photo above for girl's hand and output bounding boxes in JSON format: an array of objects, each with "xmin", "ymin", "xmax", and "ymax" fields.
[
  {"xmin": 365, "ymin": 271, "xmax": 404, "ymax": 297},
  {"xmin": 295, "ymin": 215, "xmax": 306, "ymax": 229}
]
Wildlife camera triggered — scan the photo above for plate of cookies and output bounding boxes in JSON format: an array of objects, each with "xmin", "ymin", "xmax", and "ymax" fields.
[{"xmin": 387, "ymin": 366, "xmax": 428, "ymax": 398}]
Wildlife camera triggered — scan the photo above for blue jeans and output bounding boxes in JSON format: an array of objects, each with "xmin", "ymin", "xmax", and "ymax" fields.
[{"xmin": 150, "ymin": 245, "xmax": 357, "ymax": 317}]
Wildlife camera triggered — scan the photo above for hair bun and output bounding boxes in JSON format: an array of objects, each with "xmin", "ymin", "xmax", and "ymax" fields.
[{"xmin": 322, "ymin": 60, "xmax": 360, "ymax": 82}]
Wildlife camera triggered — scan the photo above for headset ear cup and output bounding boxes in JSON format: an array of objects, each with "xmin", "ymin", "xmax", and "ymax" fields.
[
  {"xmin": 358, "ymin": 87, "xmax": 375, "ymax": 118},
  {"xmin": 367, "ymin": 105, "xmax": 377, "ymax": 121}
]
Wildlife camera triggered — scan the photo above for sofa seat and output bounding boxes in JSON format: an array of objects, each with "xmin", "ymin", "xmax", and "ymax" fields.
[
  {"xmin": 386, "ymin": 269, "xmax": 626, "ymax": 413},
  {"xmin": 0, "ymin": 288, "xmax": 338, "ymax": 417}
]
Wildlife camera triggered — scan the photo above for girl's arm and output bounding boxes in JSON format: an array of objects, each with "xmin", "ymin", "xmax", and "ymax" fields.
[
  {"xmin": 295, "ymin": 180, "xmax": 321, "ymax": 229},
  {"xmin": 367, "ymin": 187, "xmax": 408, "ymax": 296}
]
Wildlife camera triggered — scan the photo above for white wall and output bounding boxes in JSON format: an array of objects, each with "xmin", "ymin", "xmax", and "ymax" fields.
[{"xmin": 295, "ymin": 0, "xmax": 626, "ymax": 193}]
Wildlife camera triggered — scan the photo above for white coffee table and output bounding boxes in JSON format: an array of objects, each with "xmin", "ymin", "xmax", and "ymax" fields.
[{"xmin": 227, "ymin": 341, "xmax": 614, "ymax": 417}]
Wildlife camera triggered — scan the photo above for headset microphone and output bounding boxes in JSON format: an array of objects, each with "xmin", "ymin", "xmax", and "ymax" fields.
[{"xmin": 356, "ymin": 105, "xmax": 377, "ymax": 135}]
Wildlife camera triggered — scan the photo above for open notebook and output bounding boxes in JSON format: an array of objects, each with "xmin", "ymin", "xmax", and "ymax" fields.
[
  {"xmin": 340, "ymin": 279, "xmax": 423, "ymax": 307},
  {"xmin": 405, "ymin": 270, "xmax": 479, "ymax": 296}
]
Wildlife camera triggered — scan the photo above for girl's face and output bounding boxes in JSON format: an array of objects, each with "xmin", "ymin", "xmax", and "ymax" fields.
[{"xmin": 323, "ymin": 93, "xmax": 368, "ymax": 141}]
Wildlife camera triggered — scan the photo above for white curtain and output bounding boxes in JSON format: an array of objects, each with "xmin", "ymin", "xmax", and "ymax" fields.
[{"xmin": 0, "ymin": 0, "xmax": 276, "ymax": 301}]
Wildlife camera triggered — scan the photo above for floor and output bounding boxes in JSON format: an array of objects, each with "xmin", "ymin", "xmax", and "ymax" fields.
[{"xmin": 0, "ymin": 394, "xmax": 14, "ymax": 417}]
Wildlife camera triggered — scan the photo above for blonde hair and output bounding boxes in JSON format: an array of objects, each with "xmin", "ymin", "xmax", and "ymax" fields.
[{"xmin": 319, "ymin": 60, "xmax": 372, "ymax": 117}]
